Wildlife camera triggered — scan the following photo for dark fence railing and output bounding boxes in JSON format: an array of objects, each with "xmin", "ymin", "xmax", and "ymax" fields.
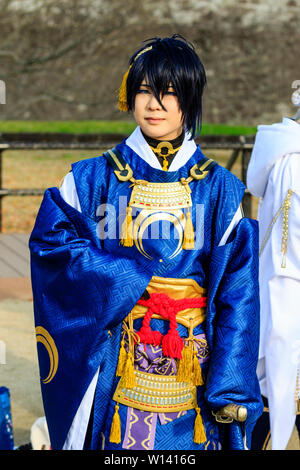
[{"xmin": 0, "ymin": 133, "xmax": 255, "ymax": 232}]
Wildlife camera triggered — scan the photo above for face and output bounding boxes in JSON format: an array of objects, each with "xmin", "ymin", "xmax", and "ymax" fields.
[{"xmin": 133, "ymin": 81, "xmax": 183, "ymax": 141}]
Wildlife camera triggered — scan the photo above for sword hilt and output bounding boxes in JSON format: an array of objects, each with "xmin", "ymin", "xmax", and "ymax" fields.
[{"xmin": 212, "ymin": 404, "xmax": 247, "ymax": 423}]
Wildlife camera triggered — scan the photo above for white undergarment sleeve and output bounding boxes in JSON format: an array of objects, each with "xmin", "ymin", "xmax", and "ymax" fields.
[
  {"xmin": 218, "ymin": 206, "xmax": 243, "ymax": 246},
  {"xmin": 62, "ymin": 368, "xmax": 100, "ymax": 450},
  {"xmin": 59, "ymin": 171, "xmax": 82, "ymax": 212}
]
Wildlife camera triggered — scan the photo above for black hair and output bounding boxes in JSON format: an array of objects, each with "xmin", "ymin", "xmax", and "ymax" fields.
[{"xmin": 126, "ymin": 34, "xmax": 207, "ymax": 139}]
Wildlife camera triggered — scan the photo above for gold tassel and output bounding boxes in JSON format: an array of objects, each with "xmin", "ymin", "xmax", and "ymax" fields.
[
  {"xmin": 116, "ymin": 339, "xmax": 127, "ymax": 377},
  {"xmin": 120, "ymin": 206, "xmax": 133, "ymax": 247},
  {"xmin": 182, "ymin": 209, "xmax": 195, "ymax": 250},
  {"xmin": 192, "ymin": 349, "xmax": 204, "ymax": 386},
  {"xmin": 120, "ymin": 352, "xmax": 136, "ymax": 388},
  {"xmin": 194, "ymin": 407, "xmax": 207, "ymax": 444},
  {"xmin": 118, "ymin": 46, "xmax": 153, "ymax": 111},
  {"xmin": 177, "ymin": 342, "xmax": 193, "ymax": 382},
  {"xmin": 109, "ymin": 403, "xmax": 121, "ymax": 443},
  {"xmin": 162, "ymin": 157, "xmax": 169, "ymax": 171},
  {"xmin": 118, "ymin": 65, "xmax": 132, "ymax": 112}
]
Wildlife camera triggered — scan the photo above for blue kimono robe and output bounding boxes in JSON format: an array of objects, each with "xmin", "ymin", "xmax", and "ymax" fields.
[{"xmin": 29, "ymin": 139, "xmax": 263, "ymax": 450}]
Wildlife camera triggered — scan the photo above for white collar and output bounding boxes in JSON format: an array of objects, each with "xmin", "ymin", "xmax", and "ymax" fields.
[{"xmin": 125, "ymin": 126, "xmax": 197, "ymax": 171}]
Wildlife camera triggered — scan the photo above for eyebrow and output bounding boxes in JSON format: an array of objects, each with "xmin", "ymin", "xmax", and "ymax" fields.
[{"xmin": 140, "ymin": 83, "xmax": 175, "ymax": 89}]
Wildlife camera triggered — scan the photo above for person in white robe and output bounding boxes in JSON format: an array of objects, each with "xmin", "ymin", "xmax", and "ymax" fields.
[{"xmin": 247, "ymin": 93, "xmax": 300, "ymax": 450}]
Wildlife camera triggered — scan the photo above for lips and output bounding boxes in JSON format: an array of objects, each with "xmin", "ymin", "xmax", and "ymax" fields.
[{"xmin": 145, "ymin": 117, "xmax": 164, "ymax": 123}]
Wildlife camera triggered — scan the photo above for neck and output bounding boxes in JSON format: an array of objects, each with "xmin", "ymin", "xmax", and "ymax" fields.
[
  {"xmin": 141, "ymin": 129, "xmax": 185, "ymax": 171},
  {"xmin": 141, "ymin": 129, "xmax": 185, "ymax": 146}
]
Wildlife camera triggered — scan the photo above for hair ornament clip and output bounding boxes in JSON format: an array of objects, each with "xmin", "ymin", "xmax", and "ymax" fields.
[{"xmin": 118, "ymin": 46, "xmax": 153, "ymax": 112}]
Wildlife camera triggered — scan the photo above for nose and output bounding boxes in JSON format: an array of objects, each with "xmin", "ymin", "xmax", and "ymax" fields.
[{"xmin": 147, "ymin": 93, "xmax": 162, "ymax": 110}]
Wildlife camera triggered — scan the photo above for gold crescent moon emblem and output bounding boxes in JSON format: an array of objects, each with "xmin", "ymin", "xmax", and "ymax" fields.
[
  {"xmin": 36, "ymin": 326, "xmax": 59, "ymax": 384},
  {"xmin": 133, "ymin": 209, "xmax": 185, "ymax": 260}
]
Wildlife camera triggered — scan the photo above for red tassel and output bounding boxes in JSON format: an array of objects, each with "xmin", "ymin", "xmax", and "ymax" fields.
[
  {"xmin": 162, "ymin": 329, "xmax": 184, "ymax": 359},
  {"xmin": 137, "ymin": 326, "xmax": 163, "ymax": 346},
  {"xmin": 136, "ymin": 292, "xmax": 207, "ymax": 360},
  {"xmin": 151, "ymin": 330, "xmax": 164, "ymax": 346}
]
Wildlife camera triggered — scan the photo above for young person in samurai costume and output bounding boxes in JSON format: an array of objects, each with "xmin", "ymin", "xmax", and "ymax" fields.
[
  {"xmin": 247, "ymin": 90, "xmax": 300, "ymax": 450},
  {"xmin": 29, "ymin": 35, "xmax": 263, "ymax": 451}
]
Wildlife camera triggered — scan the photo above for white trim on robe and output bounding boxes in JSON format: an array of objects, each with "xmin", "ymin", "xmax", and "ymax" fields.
[
  {"xmin": 59, "ymin": 171, "xmax": 82, "ymax": 213},
  {"xmin": 125, "ymin": 126, "xmax": 197, "ymax": 171},
  {"xmin": 58, "ymin": 126, "xmax": 243, "ymax": 449},
  {"xmin": 63, "ymin": 367, "xmax": 99, "ymax": 450}
]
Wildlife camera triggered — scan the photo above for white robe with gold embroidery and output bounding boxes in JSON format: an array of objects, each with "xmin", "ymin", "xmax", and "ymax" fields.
[{"xmin": 247, "ymin": 117, "xmax": 300, "ymax": 450}]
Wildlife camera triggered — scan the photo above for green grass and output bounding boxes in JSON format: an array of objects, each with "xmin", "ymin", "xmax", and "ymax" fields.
[
  {"xmin": 0, "ymin": 120, "xmax": 137, "ymax": 135},
  {"xmin": 201, "ymin": 123, "xmax": 257, "ymax": 136},
  {"xmin": 0, "ymin": 120, "xmax": 257, "ymax": 135}
]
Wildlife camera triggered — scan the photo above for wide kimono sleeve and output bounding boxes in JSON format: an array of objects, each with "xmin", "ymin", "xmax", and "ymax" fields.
[
  {"xmin": 29, "ymin": 186, "xmax": 158, "ymax": 450},
  {"xmin": 204, "ymin": 216, "xmax": 263, "ymax": 449}
]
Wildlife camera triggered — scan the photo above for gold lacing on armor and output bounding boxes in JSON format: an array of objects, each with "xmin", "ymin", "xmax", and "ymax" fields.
[
  {"xmin": 113, "ymin": 370, "xmax": 197, "ymax": 413},
  {"xmin": 117, "ymin": 157, "xmax": 215, "ymax": 250},
  {"xmin": 120, "ymin": 177, "xmax": 195, "ymax": 249}
]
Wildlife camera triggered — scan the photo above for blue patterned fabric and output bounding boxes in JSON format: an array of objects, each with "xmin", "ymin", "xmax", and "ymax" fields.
[
  {"xmin": 205, "ymin": 217, "xmax": 263, "ymax": 448},
  {"xmin": 29, "ymin": 141, "xmax": 263, "ymax": 450},
  {"xmin": 29, "ymin": 188, "xmax": 158, "ymax": 450},
  {"xmin": 71, "ymin": 142, "xmax": 245, "ymax": 284},
  {"xmin": 0, "ymin": 387, "xmax": 14, "ymax": 450}
]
